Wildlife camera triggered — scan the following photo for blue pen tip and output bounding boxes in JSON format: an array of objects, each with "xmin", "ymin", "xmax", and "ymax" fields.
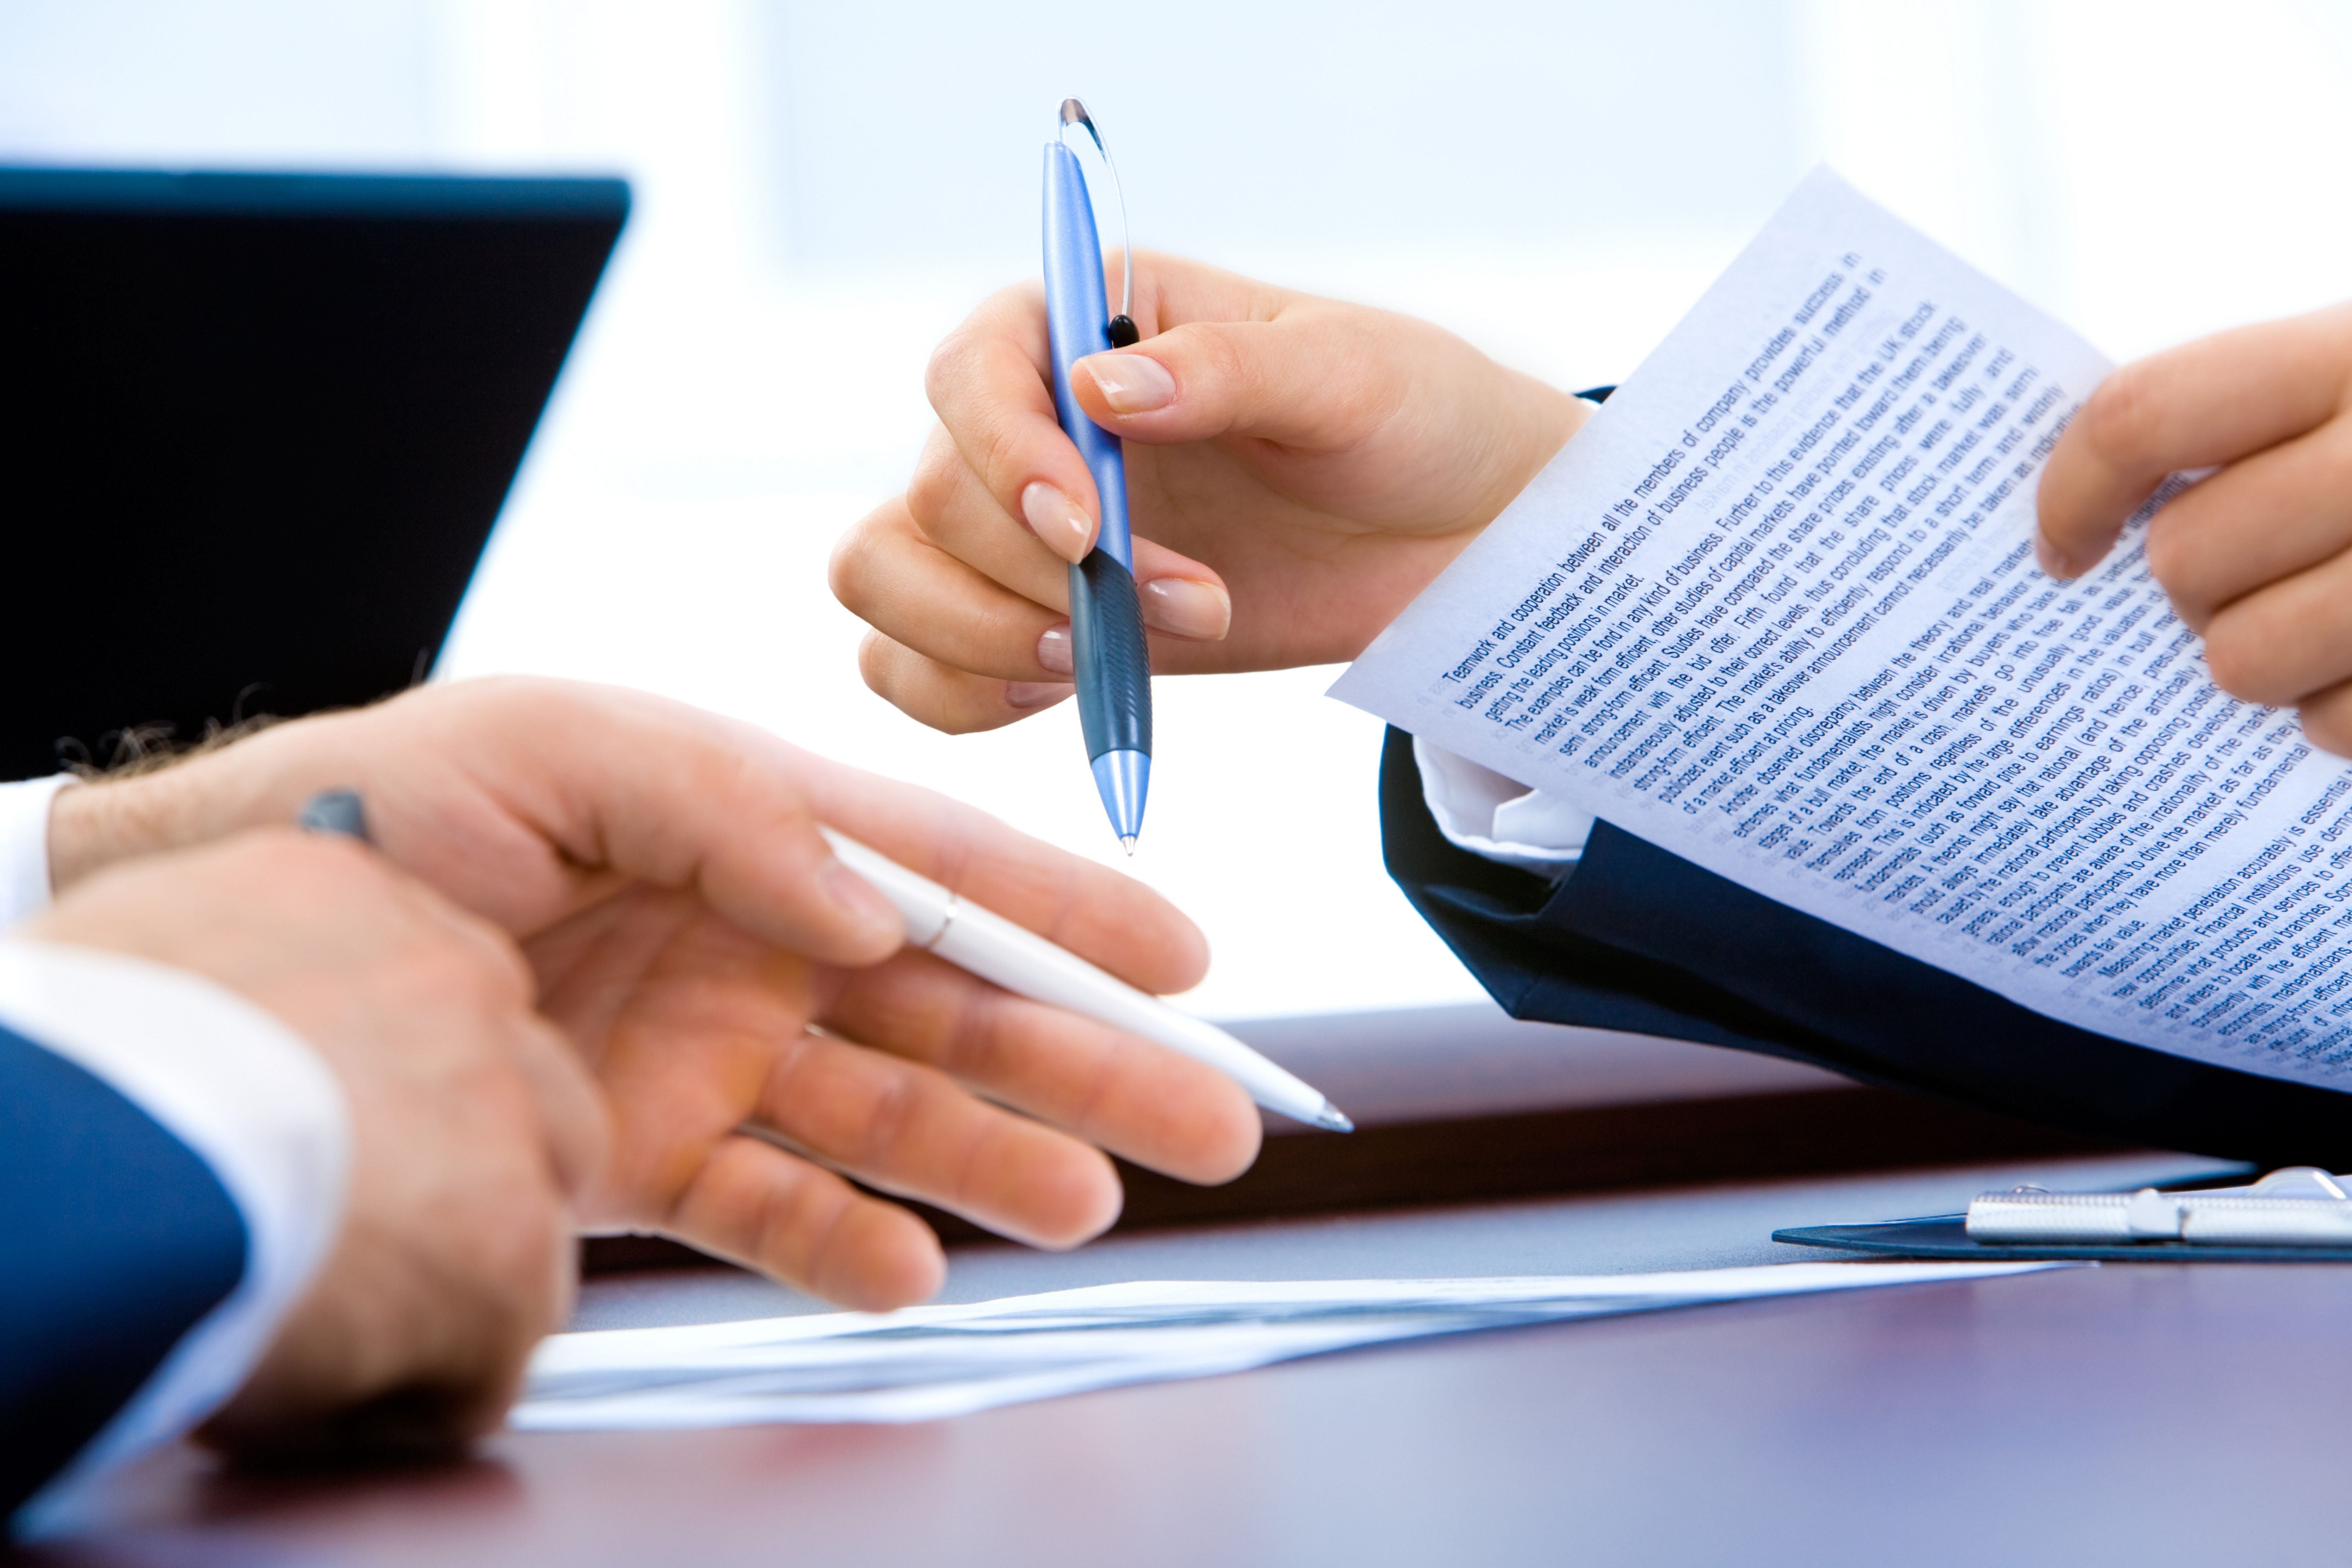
[{"xmin": 1091, "ymin": 749, "xmax": 1149, "ymax": 846}]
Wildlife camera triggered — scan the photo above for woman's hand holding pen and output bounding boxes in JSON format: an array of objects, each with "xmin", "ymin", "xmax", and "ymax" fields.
[
  {"xmin": 831, "ymin": 250, "xmax": 1589, "ymax": 733},
  {"xmin": 44, "ymin": 678, "xmax": 1262, "ymax": 1312},
  {"xmin": 2038, "ymin": 301, "xmax": 2352, "ymax": 757}
]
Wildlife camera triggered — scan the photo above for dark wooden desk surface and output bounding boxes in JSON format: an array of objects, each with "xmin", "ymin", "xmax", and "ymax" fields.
[{"xmin": 31, "ymin": 1150, "xmax": 2348, "ymax": 1568}]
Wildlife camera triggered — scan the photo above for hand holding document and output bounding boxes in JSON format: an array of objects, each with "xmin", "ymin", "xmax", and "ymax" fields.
[
  {"xmin": 1333, "ymin": 169, "xmax": 2352, "ymax": 1091},
  {"xmin": 513, "ymin": 1263, "xmax": 2052, "ymax": 1431}
]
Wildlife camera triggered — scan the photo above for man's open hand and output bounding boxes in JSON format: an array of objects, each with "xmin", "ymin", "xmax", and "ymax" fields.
[{"xmin": 47, "ymin": 679, "xmax": 1262, "ymax": 1311}]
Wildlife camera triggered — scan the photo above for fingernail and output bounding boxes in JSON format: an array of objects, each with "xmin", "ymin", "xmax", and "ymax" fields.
[
  {"xmin": 1140, "ymin": 577, "xmax": 1231, "ymax": 641},
  {"xmin": 1081, "ymin": 352, "xmax": 1176, "ymax": 415},
  {"xmin": 1006, "ymin": 681, "xmax": 1074, "ymax": 710},
  {"xmin": 820, "ymin": 856, "xmax": 905, "ymax": 944},
  {"xmin": 2033, "ymin": 534, "xmax": 2072, "ymax": 580},
  {"xmin": 1036, "ymin": 623, "xmax": 1073, "ymax": 675},
  {"xmin": 1020, "ymin": 481, "xmax": 1094, "ymax": 563}
]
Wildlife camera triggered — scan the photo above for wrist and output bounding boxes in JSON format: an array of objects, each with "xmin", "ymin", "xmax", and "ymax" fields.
[
  {"xmin": 1397, "ymin": 375, "xmax": 1590, "ymax": 615},
  {"xmin": 44, "ymin": 708, "xmax": 315, "ymax": 892},
  {"xmin": 1462, "ymin": 373, "xmax": 1592, "ymax": 543},
  {"xmin": 1312, "ymin": 382, "xmax": 1591, "ymax": 666},
  {"xmin": 47, "ymin": 767, "xmax": 205, "ymax": 894}
]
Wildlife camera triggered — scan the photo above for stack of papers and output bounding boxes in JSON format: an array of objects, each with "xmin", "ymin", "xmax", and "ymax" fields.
[
  {"xmin": 1333, "ymin": 168, "xmax": 2352, "ymax": 1087},
  {"xmin": 514, "ymin": 1263, "xmax": 2051, "ymax": 1431}
]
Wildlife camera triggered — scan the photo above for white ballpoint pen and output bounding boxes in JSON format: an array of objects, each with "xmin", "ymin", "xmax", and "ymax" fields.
[{"xmin": 822, "ymin": 829, "xmax": 1353, "ymax": 1133}]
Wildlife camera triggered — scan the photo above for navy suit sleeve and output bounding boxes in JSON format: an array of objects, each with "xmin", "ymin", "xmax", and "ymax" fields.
[
  {"xmin": 0, "ymin": 1024, "xmax": 248, "ymax": 1517},
  {"xmin": 1379, "ymin": 725, "xmax": 2352, "ymax": 1166}
]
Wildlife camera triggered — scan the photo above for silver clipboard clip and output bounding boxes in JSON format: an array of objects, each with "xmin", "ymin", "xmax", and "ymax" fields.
[{"xmin": 1966, "ymin": 1167, "xmax": 2352, "ymax": 1246}]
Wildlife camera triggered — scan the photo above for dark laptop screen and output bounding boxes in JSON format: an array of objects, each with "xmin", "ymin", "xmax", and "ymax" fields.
[{"xmin": 0, "ymin": 168, "xmax": 628, "ymax": 780}]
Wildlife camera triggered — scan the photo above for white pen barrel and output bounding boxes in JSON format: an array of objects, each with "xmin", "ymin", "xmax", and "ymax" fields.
[
  {"xmin": 822, "ymin": 831, "xmax": 951, "ymax": 945},
  {"xmin": 821, "ymin": 829, "xmax": 1333, "ymax": 1125},
  {"xmin": 927, "ymin": 902, "xmax": 1328, "ymax": 1124}
]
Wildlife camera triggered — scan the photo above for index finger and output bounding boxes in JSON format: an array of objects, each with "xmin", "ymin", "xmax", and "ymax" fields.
[
  {"xmin": 2038, "ymin": 303, "xmax": 2352, "ymax": 577},
  {"xmin": 791, "ymin": 748, "xmax": 1211, "ymax": 998},
  {"xmin": 922, "ymin": 254, "xmax": 1291, "ymax": 565},
  {"xmin": 234, "ymin": 681, "xmax": 912, "ymax": 968},
  {"xmin": 924, "ymin": 279, "xmax": 1105, "ymax": 560},
  {"xmin": 303, "ymin": 679, "xmax": 1207, "ymax": 994}
]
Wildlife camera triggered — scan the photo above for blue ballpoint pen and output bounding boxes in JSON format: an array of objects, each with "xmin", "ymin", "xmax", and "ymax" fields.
[{"xmin": 1043, "ymin": 99, "xmax": 1152, "ymax": 853}]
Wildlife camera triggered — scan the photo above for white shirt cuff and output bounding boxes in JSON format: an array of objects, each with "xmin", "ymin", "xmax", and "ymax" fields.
[
  {"xmin": 0, "ymin": 776, "xmax": 73, "ymax": 931},
  {"xmin": 0, "ymin": 941, "xmax": 349, "ymax": 1535},
  {"xmin": 1413, "ymin": 737, "xmax": 1596, "ymax": 880}
]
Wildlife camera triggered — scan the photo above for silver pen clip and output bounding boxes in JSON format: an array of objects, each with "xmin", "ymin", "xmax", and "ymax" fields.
[{"xmin": 1057, "ymin": 97, "xmax": 1137, "ymax": 346}]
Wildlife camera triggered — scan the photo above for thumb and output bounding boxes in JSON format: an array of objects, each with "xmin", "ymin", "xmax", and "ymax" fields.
[{"xmin": 1070, "ymin": 308, "xmax": 1401, "ymax": 454}]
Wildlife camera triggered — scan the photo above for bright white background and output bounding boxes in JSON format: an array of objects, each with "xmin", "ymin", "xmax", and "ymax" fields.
[{"xmin": 3, "ymin": 1, "xmax": 2348, "ymax": 1016}]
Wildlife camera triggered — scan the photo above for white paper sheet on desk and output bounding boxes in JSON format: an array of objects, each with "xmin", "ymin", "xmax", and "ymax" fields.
[
  {"xmin": 511, "ymin": 1263, "xmax": 2051, "ymax": 1431},
  {"xmin": 1331, "ymin": 167, "xmax": 2352, "ymax": 1090}
]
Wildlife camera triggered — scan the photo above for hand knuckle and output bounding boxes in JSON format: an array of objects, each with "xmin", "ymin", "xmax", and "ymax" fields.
[
  {"xmin": 459, "ymin": 902, "xmax": 533, "ymax": 985},
  {"xmin": 828, "ymin": 517, "xmax": 884, "ymax": 614},
  {"xmin": 923, "ymin": 330, "xmax": 980, "ymax": 413},
  {"xmin": 407, "ymin": 943, "xmax": 483, "ymax": 1011},
  {"xmin": 269, "ymin": 834, "xmax": 391, "ymax": 912},
  {"xmin": 856, "ymin": 630, "xmax": 905, "ymax": 698},
  {"xmin": 911, "ymin": 690, "xmax": 986, "ymax": 735},
  {"xmin": 278, "ymin": 829, "xmax": 365, "ymax": 876},
  {"xmin": 422, "ymin": 934, "xmax": 526, "ymax": 1016},
  {"xmin": 976, "ymin": 415, "xmax": 1028, "ymax": 492},
  {"xmin": 904, "ymin": 440, "xmax": 963, "ymax": 532},
  {"xmin": 1182, "ymin": 322, "xmax": 1242, "ymax": 390},
  {"xmin": 2200, "ymin": 627, "xmax": 2274, "ymax": 704},
  {"xmin": 483, "ymin": 939, "xmax": 535, "ymax": 1007},
  {"xmin": 862, "ymin": 631, "xmax": 1009, "ymax": 734},
  {"xmin": 486, "ymin": 1191, "xmax": 567, "ymax": 1322},
  {"xmin": 2143, "ymin": 522, "xmax": 2189, "ymax": 592},
  {"xmin": 2300, "ymin": 702, "xmax": 2352, "ymax": 759}
]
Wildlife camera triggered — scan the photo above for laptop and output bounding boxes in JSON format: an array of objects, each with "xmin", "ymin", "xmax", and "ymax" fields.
[{"xmin": 0, "ymin": 168, "xmax": 629, "ymax": 780}]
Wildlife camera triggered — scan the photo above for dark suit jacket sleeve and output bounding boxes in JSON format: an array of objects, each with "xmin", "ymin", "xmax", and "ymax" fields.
[
  {"xmin": 0, "ymin": 1023, "xmax": 248, "ymax": 1519},
  {"xmin": 1379, "ymin": 724, "xmax": 2352, "ymax": 1166}
]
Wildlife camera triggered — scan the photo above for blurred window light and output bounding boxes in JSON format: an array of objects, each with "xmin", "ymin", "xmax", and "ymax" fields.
[{"xmin": 5, "ymin": 0, "xmax": 2349, "ymax": 1017}]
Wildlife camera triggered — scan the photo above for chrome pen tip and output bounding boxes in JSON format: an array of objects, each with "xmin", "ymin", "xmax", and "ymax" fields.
[
  {"xmin": 1312, "ymin": 1101, "xmax": 1355, "ymax": 1134},
  {"xmin": 1090, "ymin": 750, "xmax": 1149, "ymax": 846}
]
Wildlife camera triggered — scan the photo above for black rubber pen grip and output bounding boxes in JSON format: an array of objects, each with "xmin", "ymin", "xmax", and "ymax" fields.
[{"xmin": 1067, "ymin": 552, "xmax": 1152, "ymax": 762}]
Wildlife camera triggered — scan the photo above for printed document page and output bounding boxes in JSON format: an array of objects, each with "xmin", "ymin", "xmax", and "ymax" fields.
[
  {"xmin": 1332, "ymin": 169, "xmax": 2352, "ymax": 1088},
  {"xmin": 513, "ymin": 1263, "xmax": 2047, "ymax": 1431}
]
